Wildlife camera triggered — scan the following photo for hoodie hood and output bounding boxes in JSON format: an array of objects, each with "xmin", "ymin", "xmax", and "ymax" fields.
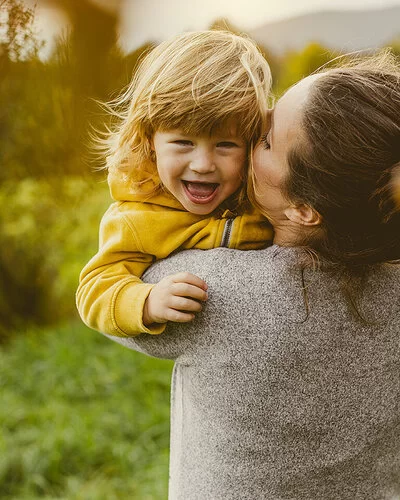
[{"xmin": 108, "ymin": 168, "xmax": 183, "ymax": 210}]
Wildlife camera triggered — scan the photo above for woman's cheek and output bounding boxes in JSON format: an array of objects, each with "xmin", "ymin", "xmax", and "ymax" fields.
[{"xmin": 253, "ymin": 146, "xmax": 273, "ymax": 184}]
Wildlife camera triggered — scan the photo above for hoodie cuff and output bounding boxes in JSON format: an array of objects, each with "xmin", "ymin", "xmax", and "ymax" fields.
[{"xmin": 112, "ymin": 280, "xmax": 167, "ymax": 336}]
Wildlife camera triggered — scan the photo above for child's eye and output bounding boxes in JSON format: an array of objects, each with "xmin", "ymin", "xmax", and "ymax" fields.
[
  {"xmin": 260, "ymin": 133, "xmax": 270, "ymax": 150},
  {"xmin": 173, "ymin": 140, "xmax": 193, "ymax": 146},
  {"xmin": 217, "ymin": 141, "xmax": 238, "ymax": 148}
]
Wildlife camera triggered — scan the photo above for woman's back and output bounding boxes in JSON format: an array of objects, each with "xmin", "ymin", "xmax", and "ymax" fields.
[{"xmin": 112, "ymin": 246, "xmax": 400, "ymax": 500}]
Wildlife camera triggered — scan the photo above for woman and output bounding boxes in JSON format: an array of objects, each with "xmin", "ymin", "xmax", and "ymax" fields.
[{"xmin": 108, "ymin": 52, "xmax": 400, "ymax": 499}]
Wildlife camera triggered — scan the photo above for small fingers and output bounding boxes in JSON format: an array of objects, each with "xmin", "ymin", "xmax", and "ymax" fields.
[
  {"xmin": 165, "ymin": 309, "xmax": 195, "ymax": 323},
  {"xmin": 170, "ymin": 272, "xmax": 208, "ymax": 291},
  {"xmin": 171, "ymin": 282, "xmax": 208, "ymax": 301},
  {"xmin": 169, "ymin": 296, "xmax": 203, "ymax": 313}
]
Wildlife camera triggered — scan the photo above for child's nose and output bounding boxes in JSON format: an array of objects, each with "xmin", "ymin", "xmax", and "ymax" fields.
[{"xmin": 189, "ymin": 152, "xmax": 216, "ymax": 174}]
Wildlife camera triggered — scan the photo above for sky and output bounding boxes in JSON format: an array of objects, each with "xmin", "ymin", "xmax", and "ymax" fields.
[
  {"xmin": 29, "ymin": 0, "xmax": 400, "ymax": 57},
  {"xmin": 119, "ymin": 0, "xmax": 400, "ymax": 51}
]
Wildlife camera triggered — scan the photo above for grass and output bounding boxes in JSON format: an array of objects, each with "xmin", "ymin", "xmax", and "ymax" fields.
[{"xmin": 0, "ymin": 320, "xmax": 174, "ymax": 499}]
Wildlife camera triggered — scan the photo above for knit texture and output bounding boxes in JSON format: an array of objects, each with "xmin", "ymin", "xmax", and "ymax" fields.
[{"xmin": 105, "ymin": 246, "xmax": 400, "ymax": 500}]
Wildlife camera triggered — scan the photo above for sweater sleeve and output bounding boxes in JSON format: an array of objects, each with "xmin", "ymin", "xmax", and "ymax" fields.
[{"xmin": 76, "ymin": 203, "xmax": 166, "ymax": 337}]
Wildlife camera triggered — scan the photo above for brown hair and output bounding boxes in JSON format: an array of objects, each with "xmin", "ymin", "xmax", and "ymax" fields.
[{"xmin": 284, "ymin": 50, "xmax": 400, "ymax": 267}]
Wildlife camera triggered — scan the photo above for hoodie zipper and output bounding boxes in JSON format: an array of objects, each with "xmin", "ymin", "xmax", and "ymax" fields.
[{"xmin": 220, "ymin": 217, "xmax": 235, "ymax": 248}]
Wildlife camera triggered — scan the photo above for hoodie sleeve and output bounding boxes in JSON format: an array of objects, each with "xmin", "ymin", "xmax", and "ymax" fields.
[{"xmin": 76, "ymin": 203, "xmax": 167, "ymax": 337}]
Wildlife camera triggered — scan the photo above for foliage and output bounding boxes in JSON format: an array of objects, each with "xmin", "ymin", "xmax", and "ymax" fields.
[
  {"xmin": 274, "ymin": 42, "xmax": 339, "ymax": 96},
  {"xmin": 45, "ymin": 0, "xmax": 122, "ymax": 99},
  {"xmin": 0, "ymin": 1, "xmax": 152, "ymax": 337},
  {"xmin": 0, "ymin": 177, "xmax": 110, "ymax": 341},
  {"xmin": 0, "ymin": 61, "xmax": 80, "ymax": 181},
  {"xmin": 0, "ymin": 321, "xmax": 173, "ymax": 498},
  {"xmin": 0, "ymin": 0, "xmax": 43, "ymax": 65},
  {"xmin": 0, "ymin": 0, "xmax": 144, "ymax": 182},
  {"xmin": 388, "ymin": 37, "xmax": 400, "ymax": 58}
]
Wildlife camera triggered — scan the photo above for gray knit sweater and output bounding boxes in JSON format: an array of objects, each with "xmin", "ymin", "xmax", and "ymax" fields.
[{"xmin": 106, "ymin": 246, "xmax": 400, "ymax": 500}]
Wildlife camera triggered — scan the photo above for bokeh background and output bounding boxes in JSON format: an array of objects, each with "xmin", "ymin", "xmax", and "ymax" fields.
[{"xmin": 1, "ymin": 0, "xmax": 399, "ymax": 498}]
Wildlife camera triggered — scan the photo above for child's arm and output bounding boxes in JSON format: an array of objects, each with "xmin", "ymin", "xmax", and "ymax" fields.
[{"xmin": 76, "ymin": 203, "xmax": 207, "ymax": 337}]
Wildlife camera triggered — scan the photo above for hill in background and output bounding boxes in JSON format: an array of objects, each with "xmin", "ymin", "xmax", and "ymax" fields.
[{"xmin": 249, "ymin": 6, "xmax": 400, "ymax": 54}]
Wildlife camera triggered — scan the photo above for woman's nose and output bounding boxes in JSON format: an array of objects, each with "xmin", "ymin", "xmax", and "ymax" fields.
[{"xmin": 189, "ymin": 151, "xmax": 216, "ymax": 174}]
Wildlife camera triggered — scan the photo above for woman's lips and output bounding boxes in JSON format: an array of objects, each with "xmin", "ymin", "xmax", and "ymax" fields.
[{"xmin": 182, "ymin": 181, "xmax": 220, "ymax": 204}]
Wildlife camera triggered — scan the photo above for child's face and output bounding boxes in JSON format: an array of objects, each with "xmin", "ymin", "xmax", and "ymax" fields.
[{"xmin": 152, "ymin": 127, "xmax": 247, "ymax": 215}]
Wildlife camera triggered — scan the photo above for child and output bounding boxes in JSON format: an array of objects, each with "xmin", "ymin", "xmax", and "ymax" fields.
[{"xmin": 76, "ymin": 30, "xmax": 273, "ymax": 337}]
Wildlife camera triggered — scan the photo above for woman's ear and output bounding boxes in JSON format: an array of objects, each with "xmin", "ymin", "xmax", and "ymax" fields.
[{"xmin": 284, "ymin": 204, "xmax": 322, "ymax": 226}]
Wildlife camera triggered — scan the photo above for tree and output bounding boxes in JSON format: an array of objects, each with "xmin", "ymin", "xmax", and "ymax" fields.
[
  {"xmin": 276, "ymin": 42, "xmax": 339, "ymax": 96},
  {"xmin": 43, "ymin": 0, "xmax": 122, "ymax": 97},
  {"xmin": 387, "ymin": 37, "xmax": 400, "ymax": 60},
  {"xmin": 0, "ymin": 0, "xmax": 43, "ymax": 69}
]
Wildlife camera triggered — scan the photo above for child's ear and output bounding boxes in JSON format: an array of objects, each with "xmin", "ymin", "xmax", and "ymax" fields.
[{"xmin": 284, "ymin": 204, "xmax": 322, "ymax": 226}]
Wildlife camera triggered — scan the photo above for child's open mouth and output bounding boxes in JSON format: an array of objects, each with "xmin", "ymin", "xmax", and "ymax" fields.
[{"xmin": 182, "ymin": 181, "xmax": 220, "ymax": 204}]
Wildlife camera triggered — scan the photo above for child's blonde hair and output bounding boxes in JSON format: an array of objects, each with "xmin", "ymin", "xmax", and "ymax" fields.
[{"xmin": 103, "ymin": 30, "xmax": 271, "ymax": 193}]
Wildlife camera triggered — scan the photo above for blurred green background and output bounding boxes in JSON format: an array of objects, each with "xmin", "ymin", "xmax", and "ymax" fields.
[{"xmin": 0, "ymin": 0, "xmax": 398, "ymax": 498}]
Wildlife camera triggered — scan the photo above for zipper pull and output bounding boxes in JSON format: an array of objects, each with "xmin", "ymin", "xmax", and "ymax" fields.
[{"xmin": 221, "ymin": 209, "xmax": 237, "ymax": 219}]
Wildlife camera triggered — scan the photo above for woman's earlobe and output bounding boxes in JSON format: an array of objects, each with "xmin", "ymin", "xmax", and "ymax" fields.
[{"xmin": 284, "ymin": 204, "xmax": 322, "ymax": 226}]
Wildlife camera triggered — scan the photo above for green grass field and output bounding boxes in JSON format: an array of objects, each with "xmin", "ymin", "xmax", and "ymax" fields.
[{"xmin": 0, "ymin": 321, "xmax": 173, "ymax": 499}]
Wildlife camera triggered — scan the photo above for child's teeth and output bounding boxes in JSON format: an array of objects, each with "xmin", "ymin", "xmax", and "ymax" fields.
[{"xmin": 186, "ymin": 182, "xmax": 218, "ymax": 197}]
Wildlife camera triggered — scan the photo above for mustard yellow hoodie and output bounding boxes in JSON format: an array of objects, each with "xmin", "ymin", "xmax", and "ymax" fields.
[{"xmin": 76, "ymin": 169, "xmax": 273, "ymax": 337}]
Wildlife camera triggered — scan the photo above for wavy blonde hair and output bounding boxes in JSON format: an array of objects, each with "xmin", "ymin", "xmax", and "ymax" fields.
[{"xmin": 101, "ymin": 30, "xmax": 271, "ymax": 194}]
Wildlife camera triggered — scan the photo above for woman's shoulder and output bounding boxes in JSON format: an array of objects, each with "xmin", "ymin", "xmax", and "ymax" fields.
[
  {"xmin": 144, "ymin": 246, "xmax": 400, "ymax": 314},
  {"xmin": 144, "ymin": 245, "xmax": 303, "ymax": 287}
]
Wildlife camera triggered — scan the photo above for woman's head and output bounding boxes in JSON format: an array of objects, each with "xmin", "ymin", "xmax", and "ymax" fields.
[
  {"xmin": 251, "ymin": 50, "xmax": 400, "ymax": 266},
  {"xmin": 105, "ymin": 30, "xmax": 271, "ymax": 184}
]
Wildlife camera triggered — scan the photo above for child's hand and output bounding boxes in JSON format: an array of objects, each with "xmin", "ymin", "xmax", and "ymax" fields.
[{"xmin": 143, "ymin": 272, "xmax": 208, "ymax": 326}]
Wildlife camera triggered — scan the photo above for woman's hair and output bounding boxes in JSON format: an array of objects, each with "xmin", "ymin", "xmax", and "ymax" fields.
[
  {"xmin": 284, "ymin": 49, "xmax": 400, "ymax": 267},
  {"xmin": 102, "ymin": 30, "xmax": 271, "ymax": 194}
]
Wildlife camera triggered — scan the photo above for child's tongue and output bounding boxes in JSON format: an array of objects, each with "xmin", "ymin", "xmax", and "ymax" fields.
[{"xmin": 185, "ymin": 182, "xmax": 218, "ymax": 198}]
